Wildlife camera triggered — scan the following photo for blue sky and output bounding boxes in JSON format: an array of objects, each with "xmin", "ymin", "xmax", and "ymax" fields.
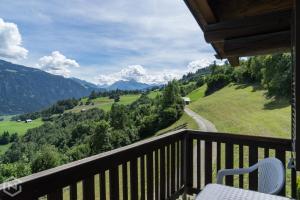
[{"xmin": 0, "ymin": 0, "xmax": 216, "ymax": 85}]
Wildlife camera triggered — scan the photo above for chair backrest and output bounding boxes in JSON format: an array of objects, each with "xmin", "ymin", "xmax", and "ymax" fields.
[{"xmin": 257, "ymin": 157, "xmax": 285, "ymax": 195}]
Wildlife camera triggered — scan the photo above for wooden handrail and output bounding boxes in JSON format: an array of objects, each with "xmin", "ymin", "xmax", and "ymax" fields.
[
  {"xmin": 0, "ymin": 129, "xmax": 186, "ymax": 199},
  {"xmin": 0, "ymin": 129, "xmax": 295, "ymax": 200},
  {"xmin": 187, "ymin": 130, "xmax": 291, "ymax": 149}
]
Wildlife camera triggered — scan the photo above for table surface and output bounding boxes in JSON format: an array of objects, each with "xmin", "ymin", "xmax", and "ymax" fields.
[{"xmin": 196, "ymin": 184, "xmax": 292, "ymax": 200}]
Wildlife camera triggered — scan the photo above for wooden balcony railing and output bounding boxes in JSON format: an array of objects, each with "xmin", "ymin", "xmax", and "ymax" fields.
[{"xmin": 0, "ymin": 129, "xmax": 297, "ymax": 200}]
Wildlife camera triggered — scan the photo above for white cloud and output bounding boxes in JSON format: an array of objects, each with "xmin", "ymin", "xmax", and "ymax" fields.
[
  {"xmin": 97, "ymin": 65, "xmax": 182, "ymax": 86},
  {"xmin": 187, "ymin": 59, "xmax": 213, "ymax": 73},
  {"xmin": 96, "ymin": 59, "xmax": 216, "ymax": 86},
  {"xmin": 0, "ymin": 18, "xmax": 28, "ymax": 59},
  {"xmin": 36, "ymin": 51, "xmax": 80, "ymax": 77}
]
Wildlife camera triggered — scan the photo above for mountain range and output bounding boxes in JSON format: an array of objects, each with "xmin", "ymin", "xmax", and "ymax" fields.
[{"xmin": 0, "ymin": 60, "xmax": 157, "ymax": 115}]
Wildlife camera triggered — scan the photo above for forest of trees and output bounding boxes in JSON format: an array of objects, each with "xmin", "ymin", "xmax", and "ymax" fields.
[
  {"xmin": 0, "ymin": 81, "xmax": 184, "ymax": 182},
  {"xmin": 184, "ymin": 53, "xmax": 291, "ymax": 98}
]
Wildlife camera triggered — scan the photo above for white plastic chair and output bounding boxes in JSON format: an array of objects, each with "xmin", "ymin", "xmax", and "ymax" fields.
[{"xmin": 216, "ymin": 157, "xmax": 285, "ymax": 195}]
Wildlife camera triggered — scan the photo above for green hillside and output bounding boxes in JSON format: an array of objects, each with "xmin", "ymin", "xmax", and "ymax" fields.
[
  {"xmin": 66, "ymin": 94, "xmax": 141, "ymax": 113},
  {"xmin": 188, "ymin": 84, "xmax": 291, "ymax": 138},
  {"xmin": 155, "ymin": 112, "xmax": 198, "ymax": 135}
]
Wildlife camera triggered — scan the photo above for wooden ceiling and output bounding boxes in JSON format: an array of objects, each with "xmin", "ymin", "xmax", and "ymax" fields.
[{"xmin": 184, "ymin": 0, "xmax": 294, "ymax": 65}]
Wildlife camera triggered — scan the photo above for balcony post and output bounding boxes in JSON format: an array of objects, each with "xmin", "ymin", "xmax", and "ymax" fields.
[
  {"xmin": 292, "ymin": 0, "xmax": 300, "ymax": 171},
  {"xmin": 183, "ymin": 131, "xmax": 193, "ymax": 198}
]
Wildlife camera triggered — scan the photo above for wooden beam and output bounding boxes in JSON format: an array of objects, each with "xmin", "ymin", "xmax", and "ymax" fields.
[
  {"xmin": 204, "ymin": 10, "xmax": 291, "ymax": 42},
  {"xmin": 222, "ymin": 31, "xmax": 291, "ymax": 57},
  {"xmin": 227, "ymin": 57, "xmax": 240, "ymax": 67},
  {"xmin": 293, "ymin": 0, "xmax": 300, "ymax": 171},
  {"xmin": 209, "ymin": 0, "xmax": 293, "ymax": 21}
]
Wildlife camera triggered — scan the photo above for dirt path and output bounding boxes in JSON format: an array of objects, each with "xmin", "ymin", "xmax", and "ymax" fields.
[
  {"xmin": 184, "ymin": 107, "xmax": 218, "ymax": 188},
  {"xmin": 184, "ymin": 107, "xmax": 217, "ymax": 132}
]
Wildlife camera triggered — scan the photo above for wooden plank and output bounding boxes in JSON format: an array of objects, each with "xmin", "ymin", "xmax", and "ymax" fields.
[
  {"xmin": 140, "ymin": 156, "xmax": 145, "ymax": 200},
  {"xmin": 167, "ymin": 145, "xmax": 170, "ymax": 197},
  {"xmin": 109, "ymin": 166, "xmax": 119, "ymax": 200},
  {"xmin": 184, "ymin": 136, "xmax": 193, "ymax": 191},
  {"xmin": 205, "ymin": 141, "xmax": 212, "ymax": 185},
  {"xmin": 176, "ymin": 141, "xmax": 180, "ymax": 190},
  {"xmin": 291, "ymin": 168, "xmax": 297, "ymax": 198},
  {"xmin": 264, "ymin": 148, "xmax": 269, "ymax": 158},
  {"xmin": 223, "ymin": 31, "xmax": 291, "ymax": 58},
  {"xmin": 70, "ymin": 183, "xmax": 77, "ymax": 200},
  {"xmin": 147, "ymin": 152, "xmax": 154, "ymax": 200},
  {"xmin": 130, "ymin": 158, "xmax": 138, "ymax": 200},
  {"xmin": 100, "ymin": 172, "xmax": 106, "ymax": 200},
  {"xmin": 249, "ymin": 146, "xmax": 258, "ymax": 190},
  {"xmin": 197, "ymin": 139, "xmax": 201, "ymax": 189},
  {"xmin": 217, "ymin": 142, "xmax": 221, "ymax": 172},
  {"xmin": 276, "ymin": 148, "xmax": 286, "ymax": 196},
  {"xmin": 209, "ymin": 0, "xmax": 293, "ymax": 21},
  {"xmin": 227, "ymin": 57, "xmax": 240, "ymax": 67},
  {"xmin": 188, "ymin": 130, "xmax": 291, "ymax": 150},
  {"xmin": 83, "ymin": 176, "xmax": 95, "ymax": 200},
  {"xmin": 225, "ymin": 143, "xmax": 233, "ymax": 186},
  {"xmin": 180, "ymin": 140, "xmax": 185, "ymax": 186},
  {"xmin": 122, "ymin": 163, "xmax": 128, "ymax": 200},
  {"xmin": 160, "ymin": 147, "xmax": 166, "ymax": 200},
  {"xmin": 239, "ymin": 145, "xmax": 244, "ymax": 188},
  {"xmin": 294, "ymin": 0, "xmax": 300, "ymax": 172},
  {"xmin": 204, "ymin": 10, "xmax": 291, "ymax": 42},
  {"xmin": 155, "ymin": 150, "xmax": 159, "ymax": 200},
  {"xmin": 47, "ymin": 188, "xmax": 63, "ymax": 200},
  {"xmin": 171, "ymin": 143, "xmax": 176, "ymax": 194}
]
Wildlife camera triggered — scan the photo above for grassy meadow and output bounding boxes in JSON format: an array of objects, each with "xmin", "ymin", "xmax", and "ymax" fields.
[
  {"xmin": 0, "ymin": 117, "xmax": 43, "ymax": 136},
  {"xmin": 188, "ymin": 84, "xmax": 291, "ymax": 138}
]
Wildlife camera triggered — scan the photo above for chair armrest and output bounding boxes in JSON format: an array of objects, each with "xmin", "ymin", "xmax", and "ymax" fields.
[{"xmin": 217, "ymin": 164, "xmax": 258, "ymax": 184}]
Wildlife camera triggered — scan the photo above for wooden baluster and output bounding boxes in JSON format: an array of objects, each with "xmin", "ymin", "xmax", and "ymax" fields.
[
  {"xmin": 197, "ymin": 139, "xmax": 201, "ymax": 189},
  {"xmin": 205, "ymin": 141, "xmax": 212, "ymax": 185},
  {"xmin": 264, "ymin": 148, "xmax": 269, "ymax": 158},
  {"xmin": 47, "ymin": 188, "xmax": 63, "ymax": 200},
  {"xmin": 160, "ymin": 147, "xmax": 166, "ymax": 200},
  {"xmin": 225, "ymin": 143, "xmax": 233, "ymax": 186},
  {"xmin": 83, "ymin": 175, "xmax": 95, "ymax": 200},
  {"xmin": 109, "ymin": 166, "xmax": 119, "ymax": 200},
  {"xmin": 140, "ymin": 156, "xmax": 145, "ymax": 200},
  {"xmin": 171, "ymin": 143, "xmax": 176, "ymax": 194},
  {"xmin": 176, "ymin": 141, "xmax": 180, "ymax": 190},
  {"xmin": 217, "ymin": 142, "xmax": 221, "ymax": 173},
  {"xmin": 122, "ymin": 163, "xmax": 128, "ymax": 200},
  {"xmin": 181, "ymin": 140, "xmax": 185, "ymax": 186},
  {"xmin": 239, "ymin": 145, "xmax": 244, "ymax": 188},
  {"xmin": 184, "ymin": 135, "xmax": 193, "ymax": 194},
  {"xmin": 100, "ymin": 172, "xmax": 106, "ymax": 200},
  {"xmin": 70, "ymin": 183, "xmax": 77, "ymax": 200},
  {"xmin": 130, "ymin": 158, "xmax": 138, "ymax": 200},
  {"xmin": 155, "ymin": 150, "xmax": 159, "ymax": 200},
  {"xmin": 249, "ymin": 146, "xmax": 258, "ymax": 190},
  {"xmin": 167, "ymin": 145, "xmax": 170, "ymax": 197},
  {"xmin": 291, "ymin": 167, "xmax": 297, "ymax": 198},
  {"xmin": 147, "ymin": 152, "xmax": 154, "ymax": 200},
  {"xmin": 276, "ymin": 147, "xmax": 286, "ymax": 196}
]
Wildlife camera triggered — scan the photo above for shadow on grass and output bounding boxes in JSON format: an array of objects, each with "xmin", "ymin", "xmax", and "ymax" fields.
[
  {"xmin": 264, "ymin": 98, "xmax": 290, "ymax": 110},
  {"xmin": 232, "ymin": 83, "xmax": 264, "ymax": 92}
]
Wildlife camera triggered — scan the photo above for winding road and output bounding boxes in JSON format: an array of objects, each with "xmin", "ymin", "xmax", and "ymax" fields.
[{"xmin": 184, "ymin": 107, "xmax": 217, "ymax": 132}]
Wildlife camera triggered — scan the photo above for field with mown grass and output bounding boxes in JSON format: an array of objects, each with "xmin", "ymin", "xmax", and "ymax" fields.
[
  {"xmin": 188, "ymin": 83, "xmax": 291, "ymax": 138},
  {"xmin": 0, "ymin": 117, "xmax": 43, "ymax": 136}
]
